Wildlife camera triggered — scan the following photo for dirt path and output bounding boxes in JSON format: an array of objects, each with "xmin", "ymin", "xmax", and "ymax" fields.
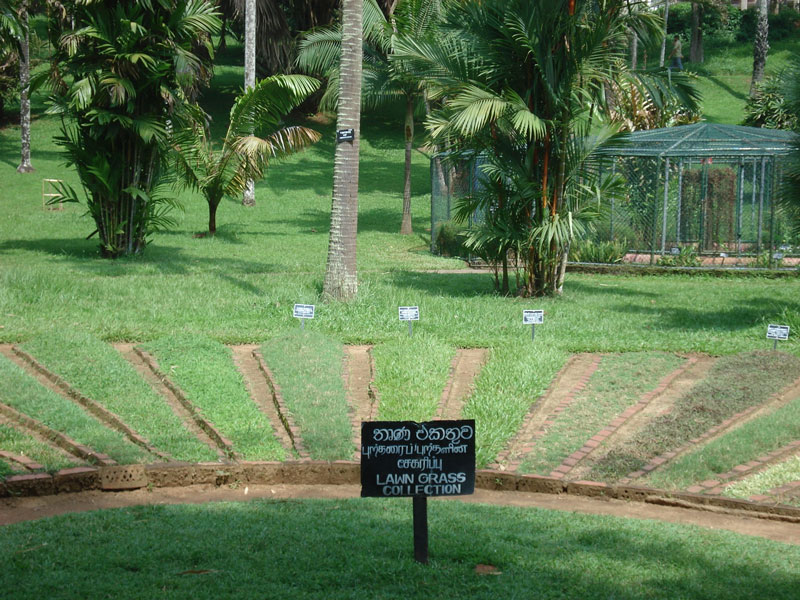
[
  {"xmin": 230, "ymin": 344, "xmax": 296, "ymax": 457},
  {"xmin": 492, "ymin": 354, "xmax": 602, "ymax": 471},
  {"xmin": 2, "ymin": 483, "xmax": 799, "ymax": 545},
  {"xmin": 343, "ymin": 345, "xmax": 377, "ymax": 459},
  {"xmin": 115, "ymin": 344, "xmax": 226, "ymax": 461},
  {"xmin": 436, "ymin": 348, "xmax": 488, "ymax": 420}
]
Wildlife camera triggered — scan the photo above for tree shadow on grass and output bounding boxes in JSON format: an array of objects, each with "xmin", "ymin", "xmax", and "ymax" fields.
[
  {"xmin": 2, "ymin": 499, "xmax": 797, "ymax": 600},
  {"xmin": 567, "ymin": 280, "xmax": 661, "ymax": 299},
  {"xmin": 388, "ymin": 270, "xmax": 498, "ymax": 298}
]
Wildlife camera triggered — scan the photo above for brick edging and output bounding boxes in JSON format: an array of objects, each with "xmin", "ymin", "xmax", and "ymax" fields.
[
  {"xmin": 3, "ymin": 465, "xmax": 799, "ymax": 523},
  {"xmin": 11, "ymin": 346, "xmax": 170, "ymax": 462}
]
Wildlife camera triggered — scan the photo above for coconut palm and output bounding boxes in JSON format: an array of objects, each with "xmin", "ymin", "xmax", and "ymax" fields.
[
  {"xmin": 322, "ymin": 0, "xmax": 363, "ymax": 300},
  {"xmin": 173, "ymin": 75, "xmax": 321, "ymax": 235},
  {"xmin": 297, "ymin": 0, "xmax": 444, "ymax": 235},
  {"xmin": 45, "ymin": 0, "xmax": 221, "ymax": 257},
  {"xmin": 395, "ymin": 0, "xmax": 696, "ymax": 296}
]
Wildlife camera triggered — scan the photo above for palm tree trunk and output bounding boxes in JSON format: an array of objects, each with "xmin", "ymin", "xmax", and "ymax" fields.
[
  {"xmin": 16, "ymin": 2, "xmax": 33, "ymax": 174},
  {"xmin": 690, "ymin": 3, "xmax": 703, "ymax": 64},
  {"xmin": 400, "ymin": 94, "xmax": 414, "ymax": 235},
  {"xmin": 242, "ymin": 0, "xmax": 256, "ymax": 206},
  {"xmin": 209, "ymin": 201, "xmax": 218, "ymax": 235},
  {"xmin": 323, "ymin": 0, "xmax": 362, "ymax": 301},
  {"xmin": 659, "ymin": 0, "xmax": 670, "ymax": 68},
  {"xmin": 750, "ymin": 0, "xmax": 769, "ymax": 97}
]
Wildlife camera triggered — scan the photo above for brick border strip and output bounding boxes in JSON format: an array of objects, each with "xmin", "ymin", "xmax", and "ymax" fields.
[
  {"xmin": 491, "ymin": 355, "xmax": 602, "ymax": 472},
  {"xmin": 10, "ymin": 347, "xmax": 170, "ymax": 462},
  {"xmin": 751, "ymin": 480, "xmax": 800, "ymax": 504},
  {"xmin": 252, "ymin": 349, "xmax": 310, "ymax": 460},
  {"xmin": 621, "ymin": 374, "xmax": 800, "ymax": 484},
  {"xmin": 0, "ymin": 401, "xmax": 116, "ymax": 466},
  {"xmin": 687, "ymin": 440, "xmax": 800, "ymax": 495},
  {"xmin": 134, "ymin": 348, "xmax": 239, "ymax": 461},
  {"xmin": 3, "ymin": 464, "xmax": 799, "ymax": 523},
  {"xmin": 550, "ymin": 357, "xmax": 699, "ymax": 480},
  {"xmin": 0, "ymin": 450, "xmax": 44, "ymax": 471}
]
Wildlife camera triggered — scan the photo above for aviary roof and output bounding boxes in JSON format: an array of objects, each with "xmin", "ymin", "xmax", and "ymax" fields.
[{"xmin": 597, "ymin": 123, "xmax": 798, "ymax": 159}]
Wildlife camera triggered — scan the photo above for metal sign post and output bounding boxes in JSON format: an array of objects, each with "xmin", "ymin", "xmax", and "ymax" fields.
[
  {"xmin": 399, "ymin": 306, "xmax": 420, "ymax": 337},
  {"xmin": 293, "ymin": 304, "xmax": 315, "ymax": 330},
  {"xmin": 522, "ymin": 310, "xmax": 544, "ymax": 341},
  {"xmin": 766, "ymin": 324, "xmax": 790, "ymax": 350}
]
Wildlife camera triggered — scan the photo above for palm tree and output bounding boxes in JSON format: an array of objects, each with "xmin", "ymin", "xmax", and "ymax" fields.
[
  {"xmin": 45, "ymin": 0, "xmax": 221, "ymax": 257},
  {"xmin": 322, "ymin": 0, "xmax": 362, "ymax": 300},
  {"xmin": 297, "ymin": 0, "xmax": 444, "ymax": 235},
  {"xmin": 395, "ymin": 0, "xmax": 692, "ymax": 296},
  {"xmin": 242, "ymin": 0, "xmax": 256, "ymax": 206},
  {"xmin": 15, "ymin": 0, "xmax": 32, "ymax": 173},
  {"xmin": 173, "ymin": 75, "xmax": 321, "ymax": 236}
]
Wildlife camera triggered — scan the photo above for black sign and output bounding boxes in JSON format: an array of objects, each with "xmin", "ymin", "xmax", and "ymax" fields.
[
  {"xmin": 361, "ymin": 420, "xmax": 475, "ymax": 498},
  {"xmin": 336, "ymin": 128, "xmax": 355, "ymax": 143}
]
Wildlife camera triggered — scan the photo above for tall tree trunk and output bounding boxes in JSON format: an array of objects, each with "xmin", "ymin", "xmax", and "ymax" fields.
[
  {"xmin": 750, "ymin": 0, "xmax": 769, "ymax": 97},
  {"xmin": 242, "ymin": 0, "xmax": 256, "ymax": 206},
  {"xmin": 17, "ymin": 2, "xmax": 33, "ymax": 174},
  {"xmin": 209, "ymin": 201, "xmax": 218, "ymax": 235},
  {"xmin": 659, "ymin": 0, "xmax": 670, "ymax": 68},
  {"xmin": 630, "ymin": 30, "xmax": 638, "ymax": 70},
  {"xmin": 323, "ymin": 0, "xmax": 362, "ymax": 301},
  {"xmin": 400, "ymin": 95, "xmax": 414, "ymax": 235},
  {"xmin": 690, "ymin": 3, "xmax": 703, "ymax": 64}
]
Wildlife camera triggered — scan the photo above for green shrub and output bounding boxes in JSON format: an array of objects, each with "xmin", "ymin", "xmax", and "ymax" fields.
[
  {"xmin": 743, "ymin": 75, "xmax": 799, "ymax": 130},
  {"xmin": 569, "ymin": 239, "xmax": 628, "ymax": 264},
  {"xmin": 434, "ymin": 220, "xmax": 468, "ymax": 257},
  {"xmin": 657, "ymin": 246, "xmax": 700, "ymax": 267},
  {"xmin": 738, "ymin": 6, "xmax": 800, "ymax": 42}
]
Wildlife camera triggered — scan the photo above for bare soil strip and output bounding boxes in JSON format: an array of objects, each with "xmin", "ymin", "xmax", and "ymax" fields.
[
  {"xmin": 554, "ymin": 356, "xmax": 703, "ymax": 480},
  {"xmin": 0, "ymin": 402, "xmax": 113, "ymax": 465},
  {"xmin": 436, "ymin": 348, "xmax": 489, "ymax": 421},
  {"xmin": 692, "ymin": 442, "xmax": 800, "ymax": 495},
  {"xmin": 0, "ymin": 450, "xmax": 44, "ymax": 472},
  {"xmin": 3, "ymin": 346, "xmax": 169, "ymax": 462},
  {"xmin": 130, "ymin": 347, "xmax": 238, "ymax": 461},
  {"xmin": 115, "ymin": 344, "xmax": 227, "ymax": 461},
  {"xmin": 230, "ymin": 345, "xmax": 296, "ymax": 457},
  {"xmin": 343, "ymin": 345, "xmax": 376, "ymax": 460},
  {"xmin": 623, "ymin": 374, "xmax": 800, "ymax": 483},
  {"xmin": 252, "ymin": 349, "xmax": 310, "ymax": 460},
  {"xmin": 491, "ymin": 354, "xmax": 602, "ymax": 471}
]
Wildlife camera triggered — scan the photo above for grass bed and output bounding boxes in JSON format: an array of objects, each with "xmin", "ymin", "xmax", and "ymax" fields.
[
  {"xmin": 1, "ymin": 499, "xmax": 799, "ymax": 599},
  {"xmin": 589, "ymin": 351, "xmax": 800, "ymax": 482},
  {"xmin": 373, "ymin": 333, "xmax": 455, "ymax": 422},
  {"xmin": 20, "ymin": 331, "xmax": 218, "ymax": 463},
  {"xmin": 0, "ymin": 355, "xmax": 151, "ymax": 466},
  {"xmin": 259, "ymin": 331, "xmax": 352, "ymax": 460},
  {"xmin": 645, "ymin": 390, "xmax": 800, "ymax": 490},
  {"xmin": 0, "ymin": 424, "xmax": 79, "ymax": 476},
  {"xmin": 463, "ymin": 342, "xmax": 566, "ymax": 468},
  {"xmin": 144, "ymin": 335, "xmax": 286, "ymax": 461},
  {"xmin": 724, "ymin": 455, "xmax": 800, "ymax": 505},
  {"xmin": 520, "ymin": 352, "xmax": 685, "ymax": 476}
]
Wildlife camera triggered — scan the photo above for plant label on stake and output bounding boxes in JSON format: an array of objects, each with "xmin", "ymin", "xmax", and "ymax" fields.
[
  {"xmin": 399, "ymin": 306, "xmax": 419, "ymax": 337},
  {"xmin": 293, "ymin": 304, "xmax": 315, "ymax": 330},
  {"xmin": 361, "ymin": 419, "xmax": 476, "ymax": 564},
  {"xmin": 766, "ymin": 324, "xmax": 790, "ymax": 350},
  {"xmin": 522, "ymin": 310, "xmax": 544, "ymax": 341}
]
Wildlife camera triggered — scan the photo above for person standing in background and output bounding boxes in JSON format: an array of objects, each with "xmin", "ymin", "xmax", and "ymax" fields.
[{"xmin": 669, "ymin": 35, "xmax": 683, "ymax": 70}]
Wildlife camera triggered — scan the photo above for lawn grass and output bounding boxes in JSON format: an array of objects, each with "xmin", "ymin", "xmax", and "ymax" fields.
[
  {"xmin": 143, "ymin": 335, "xmax": 287, "ymax": 461},
  {"xmin": 19, "ymin": 331, "xmax": 218, "ymax": 463},
  {"xmin": 463, "ymin": 342, "xmax": 567, "ymax": 469},
  {"xmin": 1, "ymin": 498, "xmax": 798, "ymax": 600},
  {"xmin": 724, "ymin": 455, "xmax": 800, "ymax": 505},
  {"xmin": 0, "ymin": 424, "xmax": 79, "ymax": 475},
  {"xmin": 520, "ymin": 352, "xmax": 685, "ymax": 476},
  {"xmin": 373, "ymin": 334, "xmax": 455, "ymax": 422},
  {"xmin": 645, "ymin": 390, "xmax": 800, "ymax": 491},
  {"xmin": 588, "ymin": 351, "xmax": 800, "ymax": 482},
  {"xmin": 0, "ymin": 355, "xmax": 152, "ymax": 467},
  {"xmin": 259, "ymin": 330, "xmax": 352, "ymax": 460}
]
